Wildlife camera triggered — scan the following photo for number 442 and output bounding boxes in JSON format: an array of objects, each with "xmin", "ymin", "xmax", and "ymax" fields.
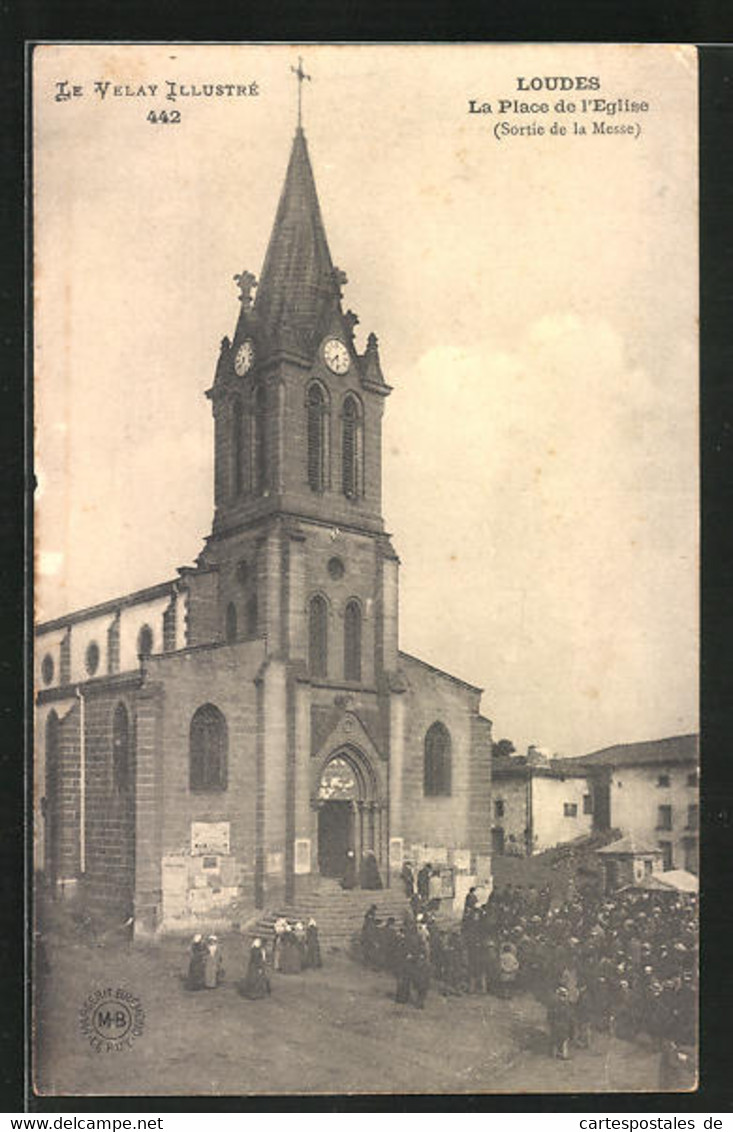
[{"xmin": 147, "ymin": 110, "xmax": 181, "ymax": 124}]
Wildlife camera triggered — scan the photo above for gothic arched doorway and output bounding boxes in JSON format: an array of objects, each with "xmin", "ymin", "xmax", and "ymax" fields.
[{"xmin": 316, "ymin": 749, "xmax": 382, "ymax": 880}]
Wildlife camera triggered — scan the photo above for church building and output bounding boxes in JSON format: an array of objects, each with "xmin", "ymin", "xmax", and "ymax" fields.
[{"xmin": 35, "ymin": 109, "xmax": 493, "ymax": 937}]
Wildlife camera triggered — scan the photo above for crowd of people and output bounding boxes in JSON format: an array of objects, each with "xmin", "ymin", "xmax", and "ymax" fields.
[
  {"xmin": 360, "ymin": 874, "xmax": 697, "ymax": 1062},
  {"xmin": 184, "ymin": 864, "xmax": 697, "ymax": 1074},
  {"xmin": 185, "ymin": 917, "xmax": 322, "ymax": 999}
]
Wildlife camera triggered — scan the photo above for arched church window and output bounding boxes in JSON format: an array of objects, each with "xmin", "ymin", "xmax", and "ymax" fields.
[
  {"xmin": 246, "ymin": 594, "xmax": 258, "ymax": 639},
  {"xmin": 85, "ymin": 641, "xmax": 100, "ymax": 676},
  {"xmin": 112, "ymin": 702, "xmax": 132, "ymax": 792},
  {"xmin": 344, "ymin": 599, "xmax": 362, "ymax": 682},
  {"xmin": 137, "ymin": 624, "xmax": 153, "ymax": 658},
  {"xmin": 309, "ymin": 594, "xmax": 328, "ymax": 678},
  {"xmin": 44, "ymin": 711, "xmax": 61, "ymax": 882},
  {"xmin": 232, "ymin": 395, "xmax": 246, "ymax": 496},
  {"xmin": 254, "ymin": 383, "xmax": 268, "ymax": 495},
  {"xmin": 45, "ymin": 711, "xmax": 60, "ymax": 790},
  {"xmin": 424, "ymin": 721, "xmax": 452, "ymax": 797},
  {"xmin": 189, "ymin": 704, "xmax": 228, "ymax": 792},
  {"xmin": 225, "ymin": 602, "xmax": 238, "ymax": 643},
  {"xmin": 342, "ymin": 394, "xmax": 363, "ymax": 499},
  {"xmin": 306, "ymin": 382, "xmax": 329, "ymax": 492}
]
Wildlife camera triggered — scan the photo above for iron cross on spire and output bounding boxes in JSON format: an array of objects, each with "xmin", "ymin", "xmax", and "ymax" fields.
[{"xmin": 290, "ymin": 56, "xmax": 311, "ymax": 128}]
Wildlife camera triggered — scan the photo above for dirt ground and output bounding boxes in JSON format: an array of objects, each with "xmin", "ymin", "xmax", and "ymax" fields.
[{"xmin": 33, "ymin": 922, "xmax": 664, "ymax": 1098}]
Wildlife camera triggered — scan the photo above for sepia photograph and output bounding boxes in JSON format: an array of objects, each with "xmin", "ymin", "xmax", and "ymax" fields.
[{"xmin": 32, "ymin": 42, "xmax": 698, "ymax": 1096}]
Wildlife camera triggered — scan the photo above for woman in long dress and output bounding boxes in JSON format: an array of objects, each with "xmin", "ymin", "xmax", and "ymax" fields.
[
  {"xmin": 186, "ymin": 933, "xmax": 207, "ymax": 991},
  {"xmin": 305, "ymin": 918, "xmax": 322, "ymax": 969},
  {"xmin": 341, "ymin": 849, "xmax": 357, "ymax": 890},
  {"xmin": 272, "ymin": 916, "xmax": 287, "ymax": 972},
  {"xmin": 280, "ymin": 925, "xmax": 302, "ymax": 974},
  {"xmin": 361, "ymin": 850, "xmax": 383, "ymax": 890},
  {"xmin": 239, "ymin": 938, "xmax": 271, "ymax": 999},
  {"xmin": 203, "ymin": 934, "xmax": 225, "ymax": 989},
  {"xmin": 293, "ymin": 921, "xmax": 307, "ymax": 966}
]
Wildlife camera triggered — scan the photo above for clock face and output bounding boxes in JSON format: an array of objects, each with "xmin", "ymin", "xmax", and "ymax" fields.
[
  {"xmin": 234, "ymin": 338, "xmax": 255, "ymax": 376},
  {"xmin": 323, "ymin": 338, "xmax": 350, "ymax": 375}
]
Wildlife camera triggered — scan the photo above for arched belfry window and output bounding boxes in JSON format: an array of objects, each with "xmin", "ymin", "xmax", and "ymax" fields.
[
  {"xmin": 112, "ymin": 702, "xmax": 132, "ymax": 792},
  {"xmin": 254, "ymin": 383, "xmax": 268, "ymax": 495},
  {"xmin": 344, "ymin": 599, "xmax": 362, "ymax": 682},
  {"xmin": 306, "ymin": 382, "xmax": 329, "ymax": 492},
  {"xmin": 424, "ymin": 722, "xmax": 452, "ymax": 797},
  {"xmin": 308, "ymin": 595, "xmax": 328, "ymax": 678},
  {"xmin": 190, "ymin": 704, "xmax": 228, "ymax": 792},
  {"xmin": 225, "ymin": 602, "xmax": 238, "ymax": 643},
  {"xmin": 232, "ymin": 395, "xmax": 246, "ymax": 496},
  {"xmin": 342, "ymin": 394, "xmax": 363, "ymax": 499}
]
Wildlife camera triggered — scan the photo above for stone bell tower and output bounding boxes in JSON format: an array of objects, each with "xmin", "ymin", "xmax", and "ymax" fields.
[{"xmin": 197, "ymin": 117, "xmax": 400, "ymax": 685}]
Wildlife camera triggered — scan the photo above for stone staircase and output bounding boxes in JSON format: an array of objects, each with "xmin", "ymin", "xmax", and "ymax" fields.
[{"xmin": 247, "ymin": 877, "xmax": 416, "ymax": 951}]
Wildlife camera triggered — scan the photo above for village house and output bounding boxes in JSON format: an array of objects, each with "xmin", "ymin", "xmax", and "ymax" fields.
[
  {"xmin": 490, "ymin": 746, "xmax": 594, "ymax": 857},
  {"xmin": 571, "ymin": 734, "xmax": 699, "ymax": 874}
]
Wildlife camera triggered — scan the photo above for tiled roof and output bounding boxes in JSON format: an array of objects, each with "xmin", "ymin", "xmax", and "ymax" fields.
[
  {"xmin": 597, "ymin": 834, "xmax": 663, "ymax": 856},
  {"xmin": 567, "ymin": 734, "xmax": 698, "ymax": 770}
]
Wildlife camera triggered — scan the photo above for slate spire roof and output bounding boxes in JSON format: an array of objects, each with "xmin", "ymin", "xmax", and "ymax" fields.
[{"xmin": 252, "ymin": 127, "xmax": 340, "ymax": 352}]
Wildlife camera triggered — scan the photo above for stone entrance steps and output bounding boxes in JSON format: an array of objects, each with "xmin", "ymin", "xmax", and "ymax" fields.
[{"xmin": 249, "ymin": 879, "xmax": 413, "ymax": 950}]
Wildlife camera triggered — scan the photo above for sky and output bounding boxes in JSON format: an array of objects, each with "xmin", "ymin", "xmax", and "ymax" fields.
[{"xmin": 33, "ymin": 44, "xmax": 698, "ymax": 757}]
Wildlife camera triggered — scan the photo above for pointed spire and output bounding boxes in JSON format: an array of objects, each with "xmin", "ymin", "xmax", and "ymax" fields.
[
  {"xmin": 254, "ymin": 128, "xmax": 340, "ymax": 352},
  {"xmin": 361, "ymin": 331, "xmax": 390, "ymax": 393}
]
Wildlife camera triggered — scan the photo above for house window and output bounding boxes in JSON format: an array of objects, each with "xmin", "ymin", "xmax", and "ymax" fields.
[
  {"xmin": 85, "ymin": 641, "xmax": 100, "ymax": 676},
  {"xmin": 686, "ymin": 803, "xmax": 698, "ymax": 831},
  {"xmin": 225, "ymin": 602, "xmax": 238, "ymax": 643},
  {"xmin": 644, "ymin": 858, "xmax": 653, "ymax": 875},
  {"xmin": 112, "ymin": 702, "xmax": 132, "ymax": 792},
  {"xmin": 657, "ymin": 804, "xmax": 672, "ymax": 831},
  {"xmin": 308, "ymin": 595, "xmax": 328, "ymax": 678},
  {"xmin": 683, "ymin": 836, "xmax": 698, "ymax": 874},
  {"xmin": 344, "ymin": 599, "xmax": 362, "ymax": 682},
  {"xmin": 137, "ymin": 624, "xmax": 153, "ymax": 658},
  {"xmin": 686, "ymin": 771, "xmax": 698, "ymax": 787},
  {"xmin": 189, "ymin": 704, "xmax": 228, "ymax": 792},
  {"xmin": 494, "ymin": 798, "xmax": 505, "ymax": 819},
  {"xmin": 341, "ymin": 394, "xmax": 363, "ymax": 499},
  {"xmin": 564, "ymin": 803, "xmax": 578, "ymax": 818},
  {"xmin": 424, "ymin": 722, "xmax": 452, "ymax": 797},
  {"xmin": 306, "ymin": 382, "xmax": 329, "ymax": 492},
  {"xmin": 657, "ymin": 773, "xmax": 670, "ymax": 788},
  {"xmin": 658, "ymin": 840, "xmax": 673, "ymax": 871},
  {"xmin": 583, "ymin": 793, "xmax": 593, "ymax": 815}
]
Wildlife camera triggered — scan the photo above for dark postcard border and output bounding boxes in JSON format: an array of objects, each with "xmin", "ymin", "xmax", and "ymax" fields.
[{"xmin": 2, "ymin": 31, "xmax": 731, "ymax": 1115}]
